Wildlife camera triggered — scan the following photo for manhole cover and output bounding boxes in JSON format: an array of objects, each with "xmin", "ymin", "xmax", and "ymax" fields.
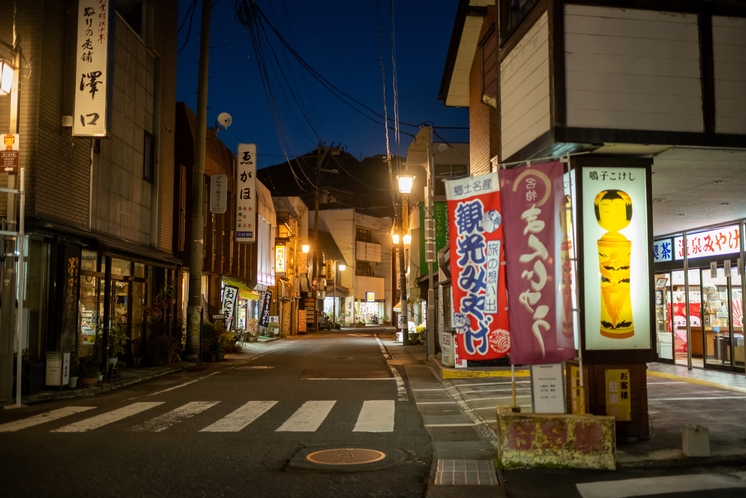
[
  {"xmin": 236, "ymin": 365, "xmax": 274, "ymax": 370},
  {"xmin": 306, "ymin": 448, "xmax": 386, "ymax": 465}
]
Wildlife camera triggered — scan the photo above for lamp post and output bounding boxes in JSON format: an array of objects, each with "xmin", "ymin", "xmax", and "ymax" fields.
[
  {"xmin": 397, "ymin": 172, "xmax": 415, "ymax": 346},
  {"xmin": 333, "ymin": 262, "xmax": 346, "ymax": 327}
]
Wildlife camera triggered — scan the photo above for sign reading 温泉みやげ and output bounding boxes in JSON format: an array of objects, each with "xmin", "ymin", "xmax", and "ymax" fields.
[{"xmin": 445, "ymin": 172, "xmax": 510, "ymax": 363}]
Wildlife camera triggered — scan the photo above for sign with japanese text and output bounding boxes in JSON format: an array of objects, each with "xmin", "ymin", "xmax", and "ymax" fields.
[
  {"xmin": 673, "ymin": 225, "xmax": 740, "ymax": 260},
  {"xmin": 605, "ymin": 368, "xmax": 632, "ymax": 421},
  {"xmin": 73, "ymin": 0, "xmax": 110, "ymax": 137},
  {"xmin": 210, "ymin": 174, "xmax": 227, "ymax": 214},
  {"xmin": 221, "ymin": 285, "xmax": 239, "ymax": 331},
  {"xmin": 298, "ymin": 310, "xmax": 307, "ymax": 332},
  {"xmin": 2, "ymin": 133, "xmax": 19, "ymax": 173},
  {"xmin": 530, "ymin": 363, "xmax": 566, "ymax": 414},
  {"xmin": 259, "ymin": 289, "xmax": 272, "ymax": 327},
  {"xmin": 569, "ymin": 365, "xmax": 586, "ymax": 415},
  {"xmin": 326, "ymin": 260, "xmax": 333, "ymax": 281},
  {"xmin": 653, "ymin": 239, "xmax": 673, "ymax": 263},
  {"xmin": 366, "ymin": 292, "xmax": 375, "ymax": 302},
  {"xmin": 275, "ymin": 245, "xmax": 286, "ymax": 274},
  {"xmin": 298, "ymin": 252, "xmax": 307, "ymax": 274},
  {"xmin": 445, "ymin": 172, "xmax": 510, "ymax": 362},
  {"xmin": 581, "ymin": 166, "xmax": 652, "ymax": 351},
  {"xmin": 501, "ymin": 161, "xmax": 575, "ymax": 365},
  {"xmin": 236, "ymin": 143, "xmax": 256, "ymax": 243}
]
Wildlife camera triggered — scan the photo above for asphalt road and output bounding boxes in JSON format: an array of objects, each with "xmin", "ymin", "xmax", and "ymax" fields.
[{"xmin": 0, "ymin": 331, "xmax": 432, "ymax": 498}]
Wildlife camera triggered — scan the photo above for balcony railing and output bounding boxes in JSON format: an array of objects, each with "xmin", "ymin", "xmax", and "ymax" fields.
[{"xmin": 433, "ymin": 127, "xmax": 469, "ymax": 144}]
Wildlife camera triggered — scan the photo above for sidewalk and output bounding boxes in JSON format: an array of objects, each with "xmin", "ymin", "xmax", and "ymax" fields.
[
  {"xmin": 427, "ymin": 354, "xmax": 746, "ymax": 468},
  {"xmin": 14, "ymin": 337, "xmax": 286, "ymax": 406}
]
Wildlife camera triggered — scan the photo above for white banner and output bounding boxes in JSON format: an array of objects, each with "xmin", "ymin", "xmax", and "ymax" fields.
[
  {"xmin": 221, "ymin": 285, "xmax": 239, "ymax": 331},
  {"xmin": 236, "ymin": 144, "xmax": 257, "ymax": 243},
  {"xmin": 210, "ymin": 174, "xmax": 227, "ymax": 214},
  {"xmin": 73, "ymin": 0, "xmax": 110, "ymax": 137}
]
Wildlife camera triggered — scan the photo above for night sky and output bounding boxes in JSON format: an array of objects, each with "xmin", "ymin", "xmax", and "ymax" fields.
[{"xmin": 176, "ymin": 0, "xmax": 468, "ymax": 169}]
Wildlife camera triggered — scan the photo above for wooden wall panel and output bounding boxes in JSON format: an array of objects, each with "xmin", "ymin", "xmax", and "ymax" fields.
[
  {"xmin": 564, "ymin": 5, "xmax": 702, "ymax": 133},
  {"xmin": 500, "ymin": 11, "xmax": 551, "ymax": 160},
  {"xmin": 713, "ymin": 16, "xmax": 746, "ymax": 134}
]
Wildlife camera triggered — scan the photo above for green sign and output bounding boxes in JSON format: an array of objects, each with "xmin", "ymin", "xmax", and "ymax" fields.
[{"xmin": 419, "ymin": 202, "xmax": 448, "ymax": 277}]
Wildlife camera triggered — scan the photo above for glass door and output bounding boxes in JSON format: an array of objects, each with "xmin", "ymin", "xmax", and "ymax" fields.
[
  {"xmin": 730, "ymin": 270, "xmax": 744, "ymax": 370},
  {"xmin": 702, "ymin": 267, "xmax": 731, "ymax": 369},
  {"xmin": 671, "ymin": 270, "xmax": 701, "ymax": 367},
  {"xmin": 655, "ymin": 273, "xmax": 672, "ymax": 361}
]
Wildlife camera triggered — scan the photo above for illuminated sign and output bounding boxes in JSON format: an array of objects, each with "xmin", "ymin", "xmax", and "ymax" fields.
[
  {"xmin": 275, "ymin": 245, "xmax": 286, "ymax": 273},
  {"xmin": 73, "ymin": 0, "xmax": 110, "ymax": 137},
  {"xmin": 236, "ymin": 143, "xmax": 256, "ymax": 243},
  {"xmin": 366, "ymin": 292, "xmax": 375, "ymax": 302},
  {"xmin": 581, "ymin": 166, "xmax": 651, "ymax": 352},
  {"xmin": 653, "ymin": 239, "xmax": 673, "ymax": 263},
  {"xmin": 674, "ymin": 225, "xmax": 740, "ymax": 260},
  {"xmin": 605, "ymin": 369, "xmax": 631, "ymax": 421}
]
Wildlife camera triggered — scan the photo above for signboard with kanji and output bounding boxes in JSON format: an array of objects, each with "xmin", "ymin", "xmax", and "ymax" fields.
[
  {"xmin": 569, "ymin": 365, "xmax": 586, "ymax": 415},
  {"xmin": 73, "ymin": 0, "xmax": 110, "ymax": 137},
  {"xmin": 530, "ymin": 363, "xmax": 566, "ymax": 414},
  {"xmin": 605, "ymin": 368, "xmax": 632, "ymax": 421},
  {"xmin": 210, "ymin": 174, "xmax": 227, "ymax": 214},
  {"xmin": 236, "ymin": 143, "xmax": 256, "ymax": 243}
]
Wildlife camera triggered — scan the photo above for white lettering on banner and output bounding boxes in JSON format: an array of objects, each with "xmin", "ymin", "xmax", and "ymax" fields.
[
  {"xmin": 73, "ymin": 0, "xmax": 110, "ymax": 137},
  {"xmin": 485, "ymin": 241, "xmax": 500, "ymax": 313},
  {"xmin": 236, "ymin": 144, "xmax": 257, "ymax": 243}
]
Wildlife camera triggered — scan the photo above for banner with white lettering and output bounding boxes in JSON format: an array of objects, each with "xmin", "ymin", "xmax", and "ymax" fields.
[
  {"xmin": 445, "ymin": 172, "xmax": 510, "ymax": 363},
  {"xmin": 501, "ymin": 161, "xmax": 575, "ymax": 365}
]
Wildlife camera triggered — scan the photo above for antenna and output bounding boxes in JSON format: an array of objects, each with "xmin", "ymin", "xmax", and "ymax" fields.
[{"xmin": 214, "ymin": 112, "xmax": 233, "ymax": 134}]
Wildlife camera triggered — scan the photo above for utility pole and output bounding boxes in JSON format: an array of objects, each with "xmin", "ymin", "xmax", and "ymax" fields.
[
  {"xmin": 186, "ymin": 0, "xmax": 212, "ymax": 361},
  {"xmin": 398, "ymin": 193, "xmax": 409, "ymax": 346}
]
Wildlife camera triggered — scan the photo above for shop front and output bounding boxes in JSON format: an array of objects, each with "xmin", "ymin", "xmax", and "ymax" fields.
[{"xmin": 654, "ymin": 223, "xmax": 745, "ymax": 372}]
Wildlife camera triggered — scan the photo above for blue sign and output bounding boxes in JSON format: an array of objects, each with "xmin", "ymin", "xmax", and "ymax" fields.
[{"xmin": 653, "ymin": 239, "xmax": 672, "ymax": 263}]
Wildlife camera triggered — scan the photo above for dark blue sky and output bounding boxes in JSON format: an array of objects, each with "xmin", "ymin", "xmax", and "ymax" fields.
[{"xmin": 176, "ymin": 0, "xmax": 468, "ymax": 169}]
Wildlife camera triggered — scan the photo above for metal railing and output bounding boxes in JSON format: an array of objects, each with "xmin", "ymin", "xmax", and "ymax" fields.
[{"xmin": 433, "ymin": 127, "xmax": 469, "ymax": 144}]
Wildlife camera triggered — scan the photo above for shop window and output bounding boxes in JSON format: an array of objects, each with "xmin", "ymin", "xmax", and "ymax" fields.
[
  {"xmin": 81, "ymin": 249, "xmax": 100, "ymax": 272},
  {"xmin": 357, "ymin": 227, "xmax": 372, "ymax": 243},
  {"xmin": 356, "ymin": 261, "xmax": 373, "ymax": 276},
  {"xmin": 499, "ymin": 0, "xmax": 539, "ymax": 44},
  {"xmin": 111, "ymin": 258, "xmax": 131, "ymax": 277}
]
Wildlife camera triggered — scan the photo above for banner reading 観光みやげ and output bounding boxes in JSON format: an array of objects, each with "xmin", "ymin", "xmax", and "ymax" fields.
[
  {"xmin": 500, "ymin": 161, "xmax": 575, "ymax": 365},
  {"xmin": 445, "ymin": 172, "xmax": 510, "ymax": 363}
]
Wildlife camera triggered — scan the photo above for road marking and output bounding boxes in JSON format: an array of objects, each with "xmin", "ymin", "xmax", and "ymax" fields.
[
  {"xmin": 425, "ymin": 423, "xmax": 476, "ymax": 427},
  {"xmin": 131, "ymin": 401, "xmax": 220, "ymax": 432},
  {"xmin": 415, "ymin": 401, "xmax": 458, "ymax": 405},
  {"xmin": 577, "ymin": 474, "xmax": 746, "ymax": 498},
  {"xmin": 411, "ymin": 388, "xmax": 446, "ymax": 391},
  {"xmin": 52, "ymin": 402, "xmax": 164, "ymax": 432},
  {"xmin": 353, "ymin": 400, "xmax": 395, "ymax": 432},
  {"xmin": 0, "ymin": 406, "xmax": 96, "ymax": 433},
  {"xmin": 649, "ymin": 395, "xmax": 746, "ymax": 401},
  {"xmin": 200, "ymin": 400, "xmax": 277, "ymax": 432},
  {"xmin": 148, "ymin": 371, "xmax": 222, "ymax": 396},
  {"xmin": 375, "ymin": 334, "xmax": 408, "ymax": 401},
  {"xmin": 301, "ymin": 378, "xmax": 396, "ymax": 381},
  {"xmin": 276, "ymin": 400, "xmax": 336, "ymax": 432},
  {"xmin": 648, "ymin": 370, "xmax": 746, "ymax": 394}
]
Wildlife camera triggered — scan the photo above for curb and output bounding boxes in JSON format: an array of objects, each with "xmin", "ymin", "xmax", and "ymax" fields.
[{"xmin": 428, "ymin": 357, "xmax": 530, "ymax": 380}]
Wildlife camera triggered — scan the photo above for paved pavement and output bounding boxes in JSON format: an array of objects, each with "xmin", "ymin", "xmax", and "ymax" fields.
[{"xmin": 9, "ymin": 328, "xmax": 746, "ymax": 497}]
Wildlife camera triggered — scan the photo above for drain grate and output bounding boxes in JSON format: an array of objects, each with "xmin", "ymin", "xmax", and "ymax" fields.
[
  {"xmin": 435, "ymin": 459, "xmax": 498, "ymax": 486},
  {"xmin": 306, "ymin": 448, "xmax": 386, "ymax": 465}
]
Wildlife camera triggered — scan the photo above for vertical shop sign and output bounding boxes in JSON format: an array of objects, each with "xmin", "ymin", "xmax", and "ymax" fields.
[
  {"xmin": 501, "ymin": 161, "xmax": 575, "ymax": 365},
  {"xmin": 445, "ymin": 172, "xmax": 510, "ymax": 362},
  {"xmin": 210, "ymin": 174, "xmax": 227, "ymax": 214},
  {"xmin": 2, "ymin": 133, "xmax": 19, "ymax": 173},
  {"xmin": 275, "ymin": 245, "xmax": 286, "ymax": 274},
  {"xmin": 236, "ymin": 143, "xmax": 256, "ymax": 243},
  {"xmin": 73, "ymin": 0, "xmax": 110, "ymax": 137},
  {"xmin": 298, "ymin": 310, "xmax": 307, "ymax": 332},
  {"xmin": 605, "ymin": 369, "xmax": 631, "ymax": 421},
  {"xmin": 569, "ymin": 365, "xmax": 585, "ymax": 415},
  {"xmin": 221, "ymin": 285, "xmax": 239, "ymax": 331},
  {"xmin": 581, "ymin": 166, "xmax": 652, "ymax": 351},
  {"xmin": 259, "ymin": 289, "xmax": 272, "ymax": 327}
]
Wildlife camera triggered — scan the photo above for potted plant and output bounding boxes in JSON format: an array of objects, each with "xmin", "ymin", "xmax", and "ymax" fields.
[
  {"xmin": 217, "ymin": 330, "xmax": 235, "ymax": 361},
  {"xmin": 79, "ymin": 354, "xmax": 101, "ymax": 387},
  {"xmin": 202, "ymin": 321, "xmax": 219, "ymax": 362},
  {"xmin": 107, "ymin": 322, "xmax": 127, "ymax": 373},
  {"xmin": 69, "ymin": 355, "xmax": 80, "ymax": 388}
]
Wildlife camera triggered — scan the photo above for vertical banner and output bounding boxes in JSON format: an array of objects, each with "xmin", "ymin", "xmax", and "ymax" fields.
[
  {"xmin": 73, "ymin": 0, "xmax": 110, "ymax": 137},
  {"xmin": 445, "ymin": 172, "xmax": 510, "ymax": 362},
  {"xmin": 236, "ymin": 143, "xmax": 257, "ymax": 243},
  {"xmin": 210, "ymin": 174, "xmax": 228, "ymax": 214},
  {"xmin": 581, "ymin": 166, "xmax": 651, "ymax": 351},
  {"xmin": 221, "ymin": 285, "xmax": 239, "ymax": 331},
  {"xmin": 501, "ymin": 161, "xmax": 575, "ymax": 364},
  {"xmin": 259, "ymin": 290, "xmax": 273, "ymax": 327}
]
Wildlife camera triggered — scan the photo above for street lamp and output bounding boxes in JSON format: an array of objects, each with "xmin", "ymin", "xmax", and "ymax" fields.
[
  {"xmin": 333, "ymin": 262, "xmax": 346, "ymax": 327},
  {"xmin": 396, "ymin": 171, "xmax": 414, "ymax": 345}
]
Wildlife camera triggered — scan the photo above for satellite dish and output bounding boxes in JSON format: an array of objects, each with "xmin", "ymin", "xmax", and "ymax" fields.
[{"xmin": 217, "ymin": 112, "xmax": 233, "ymax": 129}]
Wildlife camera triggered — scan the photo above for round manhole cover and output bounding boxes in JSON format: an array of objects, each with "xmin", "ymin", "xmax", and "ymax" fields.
[
  {"xmin": 306, "ymin": 448, "xmax": 386, "ymax": 465},
  {"xmin": 236, "ymin": 365, "xmax": 274, "ymax": 370}
]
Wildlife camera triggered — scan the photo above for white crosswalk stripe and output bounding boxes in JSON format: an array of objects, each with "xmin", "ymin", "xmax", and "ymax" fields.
[
  {"xmin": 200, "ymin": 400, "xmax": 277, "ymax": 433},
  {"xmin": 5, "ymin": 399, "xmax": 400, "ymax": 434},
  {"xmin": 276, "ymin": 400, "xmax": 337, "ymax": 432},
  {"xmin": 130, "ymin": 401, "xmax": 220, "ymax": 432},
  {"xmin": 0, "ymin": 406, "xmax": 96, "ymax": 433},
  {"xmin": 52, "ymin": 402, "xmax": 164, "ymax": 433},
  {"xmin": 354, "ymin": 400, "xmax": 395, "ymax": 432}
]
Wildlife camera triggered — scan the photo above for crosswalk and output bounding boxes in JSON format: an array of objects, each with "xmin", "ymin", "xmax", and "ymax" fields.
[{"xmin": 0, "ymin": 399, "xmax": 398, "ymax": 434}]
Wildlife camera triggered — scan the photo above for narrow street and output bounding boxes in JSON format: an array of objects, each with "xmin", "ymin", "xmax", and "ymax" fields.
[{"xmin": 0, "ymin": 330, "xmax": 431, "ymax": 498}]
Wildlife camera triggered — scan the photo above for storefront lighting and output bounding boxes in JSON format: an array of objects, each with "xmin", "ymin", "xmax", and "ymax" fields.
[{"xmin": 0, "ymin": 59, "xmax": 16, "ymax": 95}]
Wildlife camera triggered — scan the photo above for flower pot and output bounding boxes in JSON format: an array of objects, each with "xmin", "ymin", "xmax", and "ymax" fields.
[
  {"xmin": 68, "ymin": 376, "xmax": 79, "ymax": 388},
  {"xmin": 80, "ymin": 377, "xmax": 98, "ymax": 388}
]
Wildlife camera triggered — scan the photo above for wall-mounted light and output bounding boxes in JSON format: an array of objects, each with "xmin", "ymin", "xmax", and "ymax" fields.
[
  {"xmin": 338, "ymin": 263, "xmax": 346, "ymax": 272},
  {"xmin": 397, "ymin": 172, "xmax": 415, "ymax": 194},
  {"xmin": 0, "ymin": 59, "xmax": 17, "ymax": 95},
  {"xmin": 392, "ymin": 232, "xmax": 400, "ymax": 245},
  {"xmin": 402, "ymin": 233, "xmax": 411, "ymax": 245},
  {"xmin": 301, "ymin": 243, "xmax": 310, "ymax": 254}
]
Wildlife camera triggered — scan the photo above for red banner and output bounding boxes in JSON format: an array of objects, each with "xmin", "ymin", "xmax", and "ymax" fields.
[
  {"xmin": 445, "ymin": 172, "xmax": 510, "ymax": 362},
  {"xmin": 500, "ymin": 161, "xmax": 575, "ymax": 365}
]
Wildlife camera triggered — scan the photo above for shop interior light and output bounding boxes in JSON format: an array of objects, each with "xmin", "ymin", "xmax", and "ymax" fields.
[{"xmin": 0, "ymin": 59, "xmax": 16, "ymax": 95}]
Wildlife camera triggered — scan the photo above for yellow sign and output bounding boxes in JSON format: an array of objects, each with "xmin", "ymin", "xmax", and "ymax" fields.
[
  {"xmin": 275, "ymin": 245, "xmax": 286, "ymax": 273},
  {"xmin": 569, "ymin": 365, "xmax": 586, "ymax": 415},
  {"xmin": 366, "ymin": 292, "xmax": 375, "ymax": 302},
  {"xmin": 326, "ymin": 260, "xmax": 333, "ymax": 281},
  {"xmin": 298, "ymin": 252, "xmax": 307, "ymax": 274},
  {"xmin": 605, "ymin": 368, "xmax": 631, "ymax": 421}
]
